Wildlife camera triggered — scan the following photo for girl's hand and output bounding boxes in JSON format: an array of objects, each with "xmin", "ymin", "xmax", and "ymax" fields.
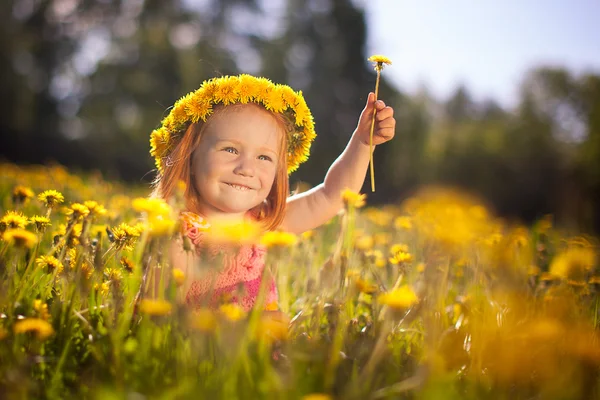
[{"xmin": 355, "ymin": 92, "xmax": 396, "ymax": 147}]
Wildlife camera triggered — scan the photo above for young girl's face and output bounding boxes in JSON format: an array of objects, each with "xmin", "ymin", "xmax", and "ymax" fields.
[{"xmin": 190, "ymin": 105, "xmax": 282, "ymax": 220}]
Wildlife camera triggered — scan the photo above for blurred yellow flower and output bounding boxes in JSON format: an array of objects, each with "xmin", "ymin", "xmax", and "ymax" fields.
[
  {"xmin": 389, "ymin": 243, "xmax": 412, "ymax": 264},
  {"xmin": 29, "ymin": 215, "xmax": 51, "ymax": 232},
  {"xmin": 355, "ymin": 278, "xmax": 378, "ymax": 294},
  {"xmin": 341, "ymin": 189, "xmax": 366, "ymax": 209},
  {"xmin": 33, "ymin": 300, "xmax": 50, "ymax": 321},
  {"xmin": 132, "ymin": 197, "xmax": 172, "ymax": 217},
  {"xmin": 66, "ymin": 203, "xmax": 90, "ymax": 220},
  {"xmin": 1, "ymin": 210, "xmax": 29, "ymax": 230},
  {"xmin": 12, "ymin": 185, "xmax": 34, "ymax": 204},
  {"xmin": 301, "ymin": 230, "xmax": 314, "ymax": 240},
  {"xmin": 394, "ymin": 216, "xmax": 412, "ymax": 230},
  {"xmin": 120, "ymin": 256, "xmax": 135, "ymax": 273},
  {"xmin": 172, "ymin": 268, "xmax": 186, "ymax": 287},
  {"xmin": 550, "ymin": 248, "xmax": 596, "ymax": 282},
  {"xmin": 302, "ymin": 394, "xmax": 332, "ymax": 400},
  {"xmin": 208, "ymin": 218, "xmax": 261, "ymax": 245},
  {"xmin": 188, "ymin": 308, "xmax": 217, "ymax": 333},
  {"xmin": 83, "ymin": 201, "xmax": 107, "ymax": 218},
  {"xmin": 14, "ymin": 318, "xmax": 54, "ymax": 340},
  {"xmin": 374, "ymin": 232, "xmax": 391, "ymax": 246},
  {"xmin": 3, "ymin": 229, "xmax": 37, "ymax": 249},
  {"xmin": 354, "ymin": 235, "xmax": 374, "ymax": 251},
  {"xmin": 219, "ymin": 303, "xmax": 246, "ymax": 322},
  {"xmin": 256, "ymin": 312, "xmax": 290, "ymax": 342},
  {"xmin": 139, "ymin": 299, "xmax": 172, "ymax": 316},
  {"xmin": 94, "ymin": 282, "xmax": 110, "ymax": 296},
  {"xmin": 146, "ymin": 215, "xmax": 176, "ymax": 237},
  {"xmin": 36, "ymin": 256, "xmax": 64, "ymax": 274},
  {"xmin": 378, "ymin": 285, "xmax": 419, "ymax": 310},
  {"xmin": 38, "ymin": 190, "xmax": 65, "ymax": 208},
  {"xmin": 261, "ymin": 231, "xmax": 298, "ymax": 248},
  {"xmin": 105, "ymin": 268, "xmax": 123, "ymax": 282}
]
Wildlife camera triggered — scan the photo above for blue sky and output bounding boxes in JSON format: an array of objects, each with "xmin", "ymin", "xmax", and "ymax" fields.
[{"xmin": 364, "ymin": 0, "xmax": 600, "ymax": 106}]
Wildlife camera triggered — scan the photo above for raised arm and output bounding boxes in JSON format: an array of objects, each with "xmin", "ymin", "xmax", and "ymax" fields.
[{"xmin": 280, "ymin": 93, "xmax": 396, "ymax": 234}]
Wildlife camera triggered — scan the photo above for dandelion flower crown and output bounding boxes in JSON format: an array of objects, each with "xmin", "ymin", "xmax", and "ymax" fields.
[{"xmin": 150, "ymin": 74, "xmax": 316, "ymax": 175}]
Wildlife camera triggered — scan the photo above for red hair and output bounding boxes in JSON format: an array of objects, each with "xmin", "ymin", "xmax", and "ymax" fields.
[{"xmin": 151, "ymin": 103, "xmax": 290, "ymax": 231}]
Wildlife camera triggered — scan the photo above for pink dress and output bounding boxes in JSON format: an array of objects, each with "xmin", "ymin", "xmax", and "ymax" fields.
[{"xmin": 180, "ymin": 212, "xmax": 278, "ymax": 311}]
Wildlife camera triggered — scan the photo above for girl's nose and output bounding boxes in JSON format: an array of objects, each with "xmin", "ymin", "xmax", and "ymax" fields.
[{"xmin": 233, "ymin": 156, "xmax": 255, "ymax": 177}]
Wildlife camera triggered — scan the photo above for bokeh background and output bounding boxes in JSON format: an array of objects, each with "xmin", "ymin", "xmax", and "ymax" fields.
[{"xmin": 2, "ymin": 0, "xmax": 599, "ymax": 233}]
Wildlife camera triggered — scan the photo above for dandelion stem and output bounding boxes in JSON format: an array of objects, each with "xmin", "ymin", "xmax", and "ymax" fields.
[{"xmin": 369, "ymin": 68, "xmax": 381, "ymax": 192}]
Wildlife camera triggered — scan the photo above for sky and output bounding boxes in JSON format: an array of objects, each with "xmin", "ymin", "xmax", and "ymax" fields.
[{"xmin": 363, "ymin": 0, "xmax": 600, "ymax": 107}]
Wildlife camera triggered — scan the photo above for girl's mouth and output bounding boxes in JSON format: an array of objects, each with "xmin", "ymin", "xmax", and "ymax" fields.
[{"xmin": 226, "ymin": 183, "xmax": 252, "ymax": 191}]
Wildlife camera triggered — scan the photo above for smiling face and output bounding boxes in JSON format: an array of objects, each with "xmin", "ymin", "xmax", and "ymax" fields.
[{"xmin": 190, "ymin": 105, "xmax": 283, "ymax": 221}]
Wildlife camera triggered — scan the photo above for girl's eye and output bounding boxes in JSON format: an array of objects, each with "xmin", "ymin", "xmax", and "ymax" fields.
[
  {"xmin": 258, "ymin": 155, "xmax": 272, "ymax": 162},
  {"xmin": 223, "ymin": 147, "xmax": 238, "ymax": 154}
]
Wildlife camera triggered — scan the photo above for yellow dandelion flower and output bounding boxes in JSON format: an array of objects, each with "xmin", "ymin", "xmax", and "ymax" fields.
[
  {"xmin": 1, "ymin": 210, "xmax": 29, "ymax": 230},
  {"xmin": 355, "ymin": 235, "xmax": 374, "ymax": 251},
  {"xmin": 14, "ymin": 318, "xmax": 54, "ymax": 340},
  {"xmin": 38, "ymin": 190, "xmax": 65, "ymax": 208},
  {"xmin": 66, "ymin": 203, "xmax": 90, "ymax": 220},
  {"xmin": 301, "ymin": 230, "xmax": 314, "ymax": 240},
  {"xmin": 94, "ymin": 282, "xmax": 110, "ymax": 296},
  {"xmin": 170, "ymin": 98, "xmax": 190, "ymax": 125},
  {"xmin": 188, "ymin": 308, "xmax": 217, "ymax": 333},
  {"xmin": 390, "ymin": 243, "xmax": 409, "ymax": 254},
  {"xmin": 219, "ymin": 303, "xmax": 246, "ymax": 322},
  {"xmin": 83, "ymin": 201, "xmax": 107, "ymax": 218},
  {"xmin": 132, "ymin": 197, "xmax": 172, "ymax": 217},
  {"xmin": 81, "ymin": 261, "xmax": 94, "ymax": 279},
  {"xmin": 66, "ymin": 247, "xmax": 77, "ymax": 269},
  {"xmin": 12, "ymin": 185, "xmax": 34, "ymax": 204},
  {"xmin": 214, "ymin": 76, "xmax": 239, "ymax": 105},
  {"xmin": 389, "ymin": 251, "xmax": 412, "ymax": 265},
  {"xmin": 33, "ymin": 300, "xmax": 50, "ymax": 321},
  {"xmin": 256, "ymin": 312, "xmax": 290, "ymax": 342},
  {"xmin": 302, "ymin": 394, "xmax": 332, "ymax": 400},
  {"xmin": 368, "ymin": 54, "xmax": 392, "ymax": 71},
  {"xmin": 109, "ymin": 222, "xmax": 142, "ymax": 251},
  {"xmin": 105, "ymin": 267, "xmax": 123, "ymax": 282},
  {"xmin": 550, "ymin": 248, "xmax": 596, "ymax": 282},
  {"xmin": 120, "ymin": 256, "xmax": 135, "ymax": 273},
  {"xmin": 29, "ymin": 215, "xmax": 51, "ymax": 232},
  {"xmin": 139, "ymin": 299, "xmax": 172, "ymax": 316},
  {"xmin": 172, "ymin": 268, "xmax": 185, "ymax": 287},
  {"xmin": 374, "ymin": 232, "xmax": 391, "ymax": 246},
  {"xmin": 341, "ymin": 189, "xmax": 366, "ymax": 209},
  {"xmin": 185, "ymin": 92, "xmax": 214, "ymax": 123},
  {"xmin": 394, "ymin": 216, "xmax": 412, "ymax": 230},
  {"xmin": 36, "ymin": 256, "xmax": 64, "ymax": 274},
  {"xmin": 263, "ymin": 87, "xmax": 287, "ymax": 113},
  {"xmin": 150, "ymin": 128, "xmax": 171, "ymax": 169},
  {"xmin": 260, "ymin": 231, "xmax": 298, "ymax": 248},
  {"xmin": 207, "ymin": 218, "xmax": 262, "ymax": 245},
  {"xmin": 146, "ymin": 215, "xmax": 176, "ymax": 237},
  {"xmin": 378, "ymin": 285, "xmax": 419, "ymax": 310},
  {"xmin": 3, "ymin": 229, "xmax": 37, "ymax": 248},
  {"xmin": 237, "ymin": 74, "xmax": 258, "ymax": 103},
  {"xmin": 355, "ymin": 278, "xmax": 378, "ymax": 294}
]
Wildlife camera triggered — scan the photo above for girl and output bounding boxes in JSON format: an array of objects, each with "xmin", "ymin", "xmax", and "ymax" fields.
[{"xmin": 149, "ymin": 74, "xmax": 395, "ymax": 311}]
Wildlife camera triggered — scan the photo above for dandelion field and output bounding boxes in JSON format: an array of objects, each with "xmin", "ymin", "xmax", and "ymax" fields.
[{"xmin": 1, "ymin": 162, "xmax": 599, "ymax": 400}]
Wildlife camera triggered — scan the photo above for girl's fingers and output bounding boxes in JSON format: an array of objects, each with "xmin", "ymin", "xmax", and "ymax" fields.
[{"xmin": 375, "ymin": 106, "xmax": 394, "ymax": 121}]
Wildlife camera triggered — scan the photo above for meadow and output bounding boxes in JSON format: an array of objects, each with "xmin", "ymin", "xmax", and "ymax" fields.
[{"xmin": 0, "ymin": 162, "xmax": 599, "ymax": 400}]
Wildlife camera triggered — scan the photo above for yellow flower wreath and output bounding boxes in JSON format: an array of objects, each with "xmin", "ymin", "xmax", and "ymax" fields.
[{"xmin": 150, "ymin": 74, "xmax": 316, "ymax": 175}]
